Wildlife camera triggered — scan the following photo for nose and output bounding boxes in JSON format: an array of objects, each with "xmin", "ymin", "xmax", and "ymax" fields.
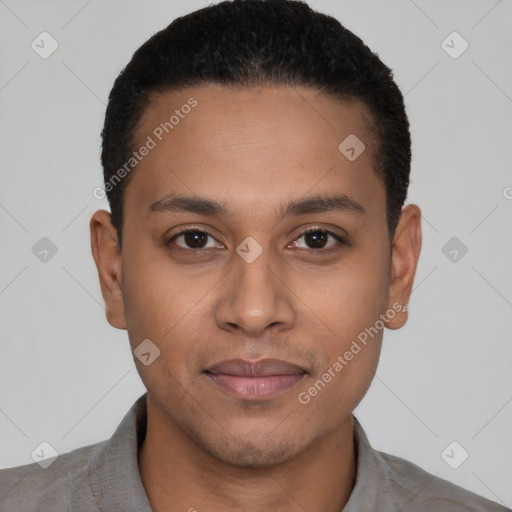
[{"xmin": 215, "ymin": 244, "xmax": 295, "ymax": 338}]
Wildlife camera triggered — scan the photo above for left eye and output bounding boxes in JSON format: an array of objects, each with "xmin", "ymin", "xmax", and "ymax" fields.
[{"xmin": 290, "ymin": 229, "xmax": 344, "ymax": 250}]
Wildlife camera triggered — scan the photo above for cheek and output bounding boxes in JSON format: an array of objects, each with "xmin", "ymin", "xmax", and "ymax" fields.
[
  {"xmin": 301, "ymin": 340, "xmax": 381, "ymax": 424},
  {"xmin": 308, "ymin": 246, "xmax": 390, "ymax": 336},
  {"xmin": 121, "ymin": 242, "xmax": 207, "ymax": 336},
  {"xmin": 304, "ymin": 240, "xmax": 389, "ymax": 398},
  {"xmin": 121, "ymin": 245, "xmax": 219, "ymax": 381},
  {"xmin": 300, "ymin": 313, "xmax": 384, "ymax": 422}
]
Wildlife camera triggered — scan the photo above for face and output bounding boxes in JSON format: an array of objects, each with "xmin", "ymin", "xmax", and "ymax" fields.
[{"xmin": 91, "ymin": 85, "xmax": 421, "ymax": 469}]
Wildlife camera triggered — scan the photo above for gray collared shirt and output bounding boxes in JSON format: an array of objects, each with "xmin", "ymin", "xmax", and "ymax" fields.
[{"xmin": 0, "ymin": 393, "xmax": 509, "ymax": 511}]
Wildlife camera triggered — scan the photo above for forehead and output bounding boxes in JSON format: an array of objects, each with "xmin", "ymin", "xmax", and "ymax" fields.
[
  {"xmin": 125, "ymin": 85, "xmax": 384, "ymax": 221},
  {"xmin": 137, "ymin": 85, "xmax": 376, "ymax": 154}
]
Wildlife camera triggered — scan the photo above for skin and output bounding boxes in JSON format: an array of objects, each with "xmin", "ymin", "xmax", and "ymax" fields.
[{"xmin": 90, "ymin": 85, "xmax": 421, "ymax": 512}]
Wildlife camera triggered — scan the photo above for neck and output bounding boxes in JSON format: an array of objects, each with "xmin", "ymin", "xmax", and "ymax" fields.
[{"xmin": 138, "ymin": 400, "xmax": 356, "ymax": 512}]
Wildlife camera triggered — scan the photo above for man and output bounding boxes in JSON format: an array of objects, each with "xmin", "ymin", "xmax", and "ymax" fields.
[{"xmin": 0, "ymin": 0, "xmax": 508, "ymax": 510}]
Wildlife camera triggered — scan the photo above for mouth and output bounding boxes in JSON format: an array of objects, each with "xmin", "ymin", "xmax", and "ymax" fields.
[{"xmin": 203, "ymin": 358, "xmax": 307, "ymax": 401}]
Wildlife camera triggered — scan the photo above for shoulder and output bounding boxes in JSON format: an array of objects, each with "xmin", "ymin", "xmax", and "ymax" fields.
[
  {"xmin": 0, "ymin": 439, "xmax": 107, "ymax": 512},
  {"xmin": 351, "ymin": 415, "xmax": 509, "ymax": 511},
  {"xmin": 378, "ymin": 450, "xmax": 510, "ymax": 511}
]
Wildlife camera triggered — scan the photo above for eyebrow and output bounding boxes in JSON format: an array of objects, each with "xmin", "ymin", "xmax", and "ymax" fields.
[{"xmin": 148, "ymin": 192, "xmax": 366, "ymax": 219}]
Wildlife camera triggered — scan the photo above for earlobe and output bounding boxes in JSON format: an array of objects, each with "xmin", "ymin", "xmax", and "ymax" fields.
[
  {"xmin": 90, "ymin": 210, "xmax": 128, "ymax": 330},
  {"xmin": 385, "ymin": 204, "xmax": 422, "ymax": 330}
]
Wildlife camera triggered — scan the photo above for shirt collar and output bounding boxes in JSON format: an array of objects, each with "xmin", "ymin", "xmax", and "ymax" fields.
[
  {"xmin": 343, "ymin": 414, "xmax": 394, "ymax": 511},
  {"xmin": 84, "ymin": 393, "xmax": 391, "ymax": 511},
  {"xmin": 87, "ymin": 393, "xmax": 153, "ymax": 511}
]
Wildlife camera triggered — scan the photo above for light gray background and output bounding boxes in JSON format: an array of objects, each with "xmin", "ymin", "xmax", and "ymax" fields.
[{"xmin": 1, "ymin": 0, "xmax": 511, "ymax": 507}]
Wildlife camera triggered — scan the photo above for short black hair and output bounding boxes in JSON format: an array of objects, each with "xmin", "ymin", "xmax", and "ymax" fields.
[{"xmin": 101, "ymin": 0, "xmax": 411, "ymax": 248}]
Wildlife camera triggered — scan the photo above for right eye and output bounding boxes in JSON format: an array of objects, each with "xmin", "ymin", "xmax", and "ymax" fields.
[{"xmin": 166, "ymin": 227, "xmax": 224, "ymax": 252}]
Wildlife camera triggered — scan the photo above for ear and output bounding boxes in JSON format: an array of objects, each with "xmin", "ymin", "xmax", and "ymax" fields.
[
  {"xmin": 385, "ymin": 204, "xmax": 422, "ymax": 330},
  {"xmin": 90, "ymin": 210, "xmax": 127, "ymax": 330}
]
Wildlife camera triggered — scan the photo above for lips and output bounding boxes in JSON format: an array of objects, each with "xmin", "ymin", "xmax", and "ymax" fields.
[
  {"xmin": 206, "ymin": 358, "xmax": 306, "ymax": 377},
  {"xmin": 204, "ymin": 358, "xmax": 307, "ymax": 400}
]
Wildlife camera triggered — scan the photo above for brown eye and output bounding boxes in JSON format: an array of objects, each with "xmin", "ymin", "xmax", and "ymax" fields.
[
  {"xmin": 304, "ymin": 230, "xmax": 328, "ymax": 249},
  {"xmin": 167, "ymin": 228, "xmax": 221, "ymax": 250},
  {"xmin": 180, "ymin": 231, "xmax": 209, "ymax": 249},
  {"xmin": 291, "ymin": 228, "xmax": 344, "ymax": 250}
]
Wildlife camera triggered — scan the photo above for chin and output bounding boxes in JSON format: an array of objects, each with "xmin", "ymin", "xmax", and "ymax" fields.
[{"xmin": 202, "ymin": 431, "xmax": 307, "ymax": 470}]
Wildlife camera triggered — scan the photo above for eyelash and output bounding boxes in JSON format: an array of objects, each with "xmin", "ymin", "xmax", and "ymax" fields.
[{"xmin": 165, "ymin": 225, "xmax": 346, "ymax": 254}]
